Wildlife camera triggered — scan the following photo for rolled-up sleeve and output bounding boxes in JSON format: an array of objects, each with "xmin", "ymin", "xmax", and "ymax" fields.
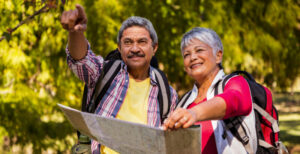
[
  {"xmin": 216, "ymin": 75, "xmax": 252, "ymax": 119},
  {"xmin": 66, "ymin": 43, "xmax": 104, "ymax": 87}
]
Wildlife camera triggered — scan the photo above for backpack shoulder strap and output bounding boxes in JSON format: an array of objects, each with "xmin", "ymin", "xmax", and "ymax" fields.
[
  {"xmin": 78, "ymin": 60, "xmax": 121, "ymax": 145},
  {"xmin": 152, "ymin": 68, "xmax": 171, "ymax": 123},
  {"xmin": 214, "ymin": 72, "xmax": 238, "ymax": 95},
  {"xmin": 253, "ymin": 103, "xmax": 280, "ymax": 133},
  {"xmin": 81, "ymin": 84, "xmax": 89, "ymax": 112},
  {"xmin": 176, "ymin": 90, "xmax": 192, "ymax": 109},
  {"xmin": 87, "ymin": 60, "xmax": 122, "ymax": 113},
  {"xmin": 232, "ymin": 71, "xmax": 255, "ymax": 82}
]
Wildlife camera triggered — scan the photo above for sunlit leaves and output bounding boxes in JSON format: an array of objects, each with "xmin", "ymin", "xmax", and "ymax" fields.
[{"xmin": 0, "ymin": 0, "xmax": 80, "ymax": 153}]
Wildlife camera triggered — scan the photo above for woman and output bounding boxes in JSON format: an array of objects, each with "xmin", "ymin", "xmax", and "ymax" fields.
[{"xmin": 163, "ymin": 28, "xmax": 257, "ymax": 154}]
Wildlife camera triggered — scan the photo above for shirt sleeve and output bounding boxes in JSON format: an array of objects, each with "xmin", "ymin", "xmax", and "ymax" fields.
[
  {"xmin": 66, "ymin": 43, "xmax": 104, "ymax": 87},
  {"xmin": 216, "ymin": 75, "xmax": 252, "ymax": 119},
  {"xmin": 169, "ymin": 86, "xmax": 179, "ymax": 112}
]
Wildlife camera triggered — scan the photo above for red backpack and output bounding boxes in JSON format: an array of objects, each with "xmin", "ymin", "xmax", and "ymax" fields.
[{"xmin": 214, "ymin": 71, "xmax": 288, "ymax": 154}]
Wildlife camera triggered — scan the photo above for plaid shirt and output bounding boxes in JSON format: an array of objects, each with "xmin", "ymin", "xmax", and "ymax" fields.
[{"xmin": 66, "ymin": 46, "xmax": 178, "ymax": 154}]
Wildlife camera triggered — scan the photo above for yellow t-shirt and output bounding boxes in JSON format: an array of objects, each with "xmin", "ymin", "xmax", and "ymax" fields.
[{"xmin": 100, "ymin": 77, "xmax": 151, "ymax": 154}]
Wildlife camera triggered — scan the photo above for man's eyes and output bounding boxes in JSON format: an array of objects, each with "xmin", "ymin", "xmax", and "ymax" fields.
[
  {"xmin": 138, "ymin": 39, "xmax": 147, "ymax": 44},
  {"xmin": 122, "ymin": 39, "xmax": 148, "ymax": 45},
  {"xmin": 124, "ymin": 40, "xmax": 132, "ymax": 44}
]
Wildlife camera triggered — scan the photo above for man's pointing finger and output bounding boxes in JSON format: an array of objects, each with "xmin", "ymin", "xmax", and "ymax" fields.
[{"xmin": 75, "ymin": 4, "xmax": 87, "ymax": 23}]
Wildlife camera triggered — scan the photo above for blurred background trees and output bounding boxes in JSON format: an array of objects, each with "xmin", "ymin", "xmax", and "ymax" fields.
[{"xmin": 0, "ymin": 0, "xmax": 299, "ymax": 153}]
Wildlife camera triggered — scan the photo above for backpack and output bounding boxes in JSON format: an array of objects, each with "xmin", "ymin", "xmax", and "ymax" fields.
[
  {"xmin": 177, "ymin": 71, "xmax": 288, "ymax": 154},
  {"xmin": 215, "ymin": 71, "xmax": 288, "ymax": 154}
]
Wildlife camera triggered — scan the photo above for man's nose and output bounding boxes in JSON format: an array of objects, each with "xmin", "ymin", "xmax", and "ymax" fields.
[{"xmin": 130, "ymin": 42, "xmax": 140, "ymax": 52}]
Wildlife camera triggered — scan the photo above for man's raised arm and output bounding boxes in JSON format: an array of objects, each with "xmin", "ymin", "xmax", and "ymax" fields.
[{"xmin": 61, "ymin": 4, "xmax": 87, "ymax": 60}]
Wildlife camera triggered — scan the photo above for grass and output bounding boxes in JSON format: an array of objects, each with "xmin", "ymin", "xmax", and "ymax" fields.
[{"xmin": 274, "ymin": 93, "xmax": 300, "ymax": 154}]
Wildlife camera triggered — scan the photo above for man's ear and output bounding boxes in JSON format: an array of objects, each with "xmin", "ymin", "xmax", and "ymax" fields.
[
  {"xmin": 118, "ymin": 45, "xmax": 121, "ymax": 52},
  {"xmin": 216, "ymin": 50, "xmax": 223, "ymax": 64},
  {"xmin": 153, "ymin": 43, "xmax": 158, "ymax": 56}
]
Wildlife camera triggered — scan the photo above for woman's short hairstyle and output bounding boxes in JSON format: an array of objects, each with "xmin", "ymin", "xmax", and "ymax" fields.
[
  {"xmin": 180, "ymin": 27, "xmax": 223, "ymax": 56},
  {"xmin": 117, "ymin": 16, "xmax": 158, "ymax": 48}
]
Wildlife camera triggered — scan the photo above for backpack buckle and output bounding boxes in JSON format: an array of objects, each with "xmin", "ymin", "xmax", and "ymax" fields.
[{"xmin": 241, "ymin": 135, "xmax": 249, "ymax": 144}]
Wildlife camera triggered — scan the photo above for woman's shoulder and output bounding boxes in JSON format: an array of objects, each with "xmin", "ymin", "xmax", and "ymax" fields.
[{"xmin": 224, "ymin": 75, "xmax": 249, "ymax": 89}]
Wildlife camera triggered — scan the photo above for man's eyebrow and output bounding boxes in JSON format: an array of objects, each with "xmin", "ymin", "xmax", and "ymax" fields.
[
  {"xmin": 139, "ymin": 38, "xmax": 148, "ymax": 41},
  {"xmin": 122, "ymin": 38, "xmax": 132, "ymax": 41}
]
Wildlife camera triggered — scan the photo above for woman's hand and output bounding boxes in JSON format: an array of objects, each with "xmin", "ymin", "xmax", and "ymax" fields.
[{"xmin": 163, "ymin": 108, "xmax": 197, "ymax": 130}]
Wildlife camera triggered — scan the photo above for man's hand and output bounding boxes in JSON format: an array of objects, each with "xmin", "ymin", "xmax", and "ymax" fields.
[
  {"xmin": 61, "ymin": 4, "xmax": 87, "ymax": 32},
  {"xmin": 61, "ymin": 4, "xmax": 88, "ymax": 60}
]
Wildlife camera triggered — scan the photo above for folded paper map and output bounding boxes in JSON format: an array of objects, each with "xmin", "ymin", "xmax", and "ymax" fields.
[{"xmin": 58, "ymin": 104, "xmax": 201, "ymax": 154}]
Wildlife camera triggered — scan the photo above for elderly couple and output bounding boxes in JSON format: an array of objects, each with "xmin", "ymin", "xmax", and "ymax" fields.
[{"xmin": 61, "ymin": 4, "xmax": 256, "ymax": 154}]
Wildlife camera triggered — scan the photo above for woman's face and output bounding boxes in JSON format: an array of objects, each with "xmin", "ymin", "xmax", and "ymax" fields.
[{"xmin": 182, "ymin": 39, "xmax": 222, "ymax": 82}]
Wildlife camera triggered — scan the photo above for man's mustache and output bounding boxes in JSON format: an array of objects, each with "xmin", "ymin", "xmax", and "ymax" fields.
[{"xmin": 127, "ymin": 52, "xmax": 145, "ymax": 58}]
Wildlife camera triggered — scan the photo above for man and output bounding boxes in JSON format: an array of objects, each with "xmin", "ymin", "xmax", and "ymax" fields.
[{"xmin": 60, "ymin": 4, "xmax": 178, "ymax": 154}]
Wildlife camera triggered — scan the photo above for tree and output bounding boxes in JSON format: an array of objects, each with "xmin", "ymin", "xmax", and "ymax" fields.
[{"xmin": 0, "ymin": 0, "xmax": 81, "ymax": 153}]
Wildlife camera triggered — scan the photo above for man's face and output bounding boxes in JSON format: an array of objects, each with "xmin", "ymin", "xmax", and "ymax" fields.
[{"xmin": 118, "ymin": 26, "xmax": 157, "ymax": 72}]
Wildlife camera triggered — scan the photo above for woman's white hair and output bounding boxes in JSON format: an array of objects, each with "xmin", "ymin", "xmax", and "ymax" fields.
[{"xmin": 181, "ymin": 27, "xmax": 223, "ymax": 56}]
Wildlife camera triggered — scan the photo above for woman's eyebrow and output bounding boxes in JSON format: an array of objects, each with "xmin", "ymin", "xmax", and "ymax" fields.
[{"xmin": 194, "ymin": 45, "xmax": 206, "ymax": 49}]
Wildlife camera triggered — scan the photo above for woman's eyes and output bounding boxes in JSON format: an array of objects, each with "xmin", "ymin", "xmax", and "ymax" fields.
[
  {"xmin": 196, "ymin": 49, "xmax": 203, "ymax": 52},
  {"xmin": 183, "ymin": 53, "xmax": 190, "ymax": 58}
]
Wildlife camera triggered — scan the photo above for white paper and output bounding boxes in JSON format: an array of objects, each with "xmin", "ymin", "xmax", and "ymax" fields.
[{"xmin": 58, "ymin": 104, "xmax": 201, "ymax": 154}]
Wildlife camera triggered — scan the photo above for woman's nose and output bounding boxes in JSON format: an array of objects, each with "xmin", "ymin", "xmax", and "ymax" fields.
[{"xmin": 190, "ymin": 52, "xmax": 198, "ymax": 61}]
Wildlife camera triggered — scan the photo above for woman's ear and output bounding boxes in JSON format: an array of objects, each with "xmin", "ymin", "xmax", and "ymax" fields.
[{"xmin": 216, "ymin": 50, "xmax": 223, "ymax": 64}]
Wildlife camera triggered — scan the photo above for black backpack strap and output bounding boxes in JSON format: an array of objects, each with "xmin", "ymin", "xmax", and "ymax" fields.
[
  {"xmin": 81, "ymin": 84, "xmax": 89, "ymax": 112},
  {"xmin": 80, "ymin": 52, "xmax": 122, "ymax": 112},
  {"xmin": 105, "ymin": 48, "xmax": 121, "ymax": 61},
  {"xmin": 176, "ymin": 91, "xmax": 192, "ymax": 109},
  {"xmin": 87, "ymin": 60, "xmax": 122, "ymax": 113},
  {"xmin": 152, "ymin": 68, "xmax": 171, "ymax": 123}
]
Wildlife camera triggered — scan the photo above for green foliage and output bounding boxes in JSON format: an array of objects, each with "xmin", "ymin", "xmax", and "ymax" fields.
[
  {"xmin": 0, "ymin": 0, "xmax": 82, "ymax": 153},
  {"xmin": 0, "ymin": 0, "xmax": 299, "ymax": 152},
  {"xmin": 81, "ymin": 0, "xmax": 300, "ymax": 91}
]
